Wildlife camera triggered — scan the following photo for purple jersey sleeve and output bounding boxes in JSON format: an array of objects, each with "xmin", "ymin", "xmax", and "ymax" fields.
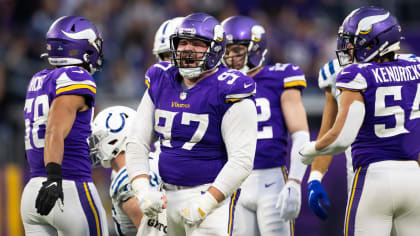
[
  {"xmin": 281, "ymin": 64, "xmax": 307, "ymax": 90},
  {"xmin": 336, "ymin": 64, "xmax": 368, "ymax": 91},
  {"xmin": 145, "ymin": 61, "xmax": 174, "ymax": 104},
  {"xmin": 53, "ymin": 67, "xmax": 96, "ymax": 107},
  {"xmin": 220, "ymin": 69, "xmax": 256, "ymax": 103}
]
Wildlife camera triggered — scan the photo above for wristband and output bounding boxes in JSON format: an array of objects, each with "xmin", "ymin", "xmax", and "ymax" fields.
[{"xmin": 45, "ymin": 162, "xmax": 62, "ymax": 180}]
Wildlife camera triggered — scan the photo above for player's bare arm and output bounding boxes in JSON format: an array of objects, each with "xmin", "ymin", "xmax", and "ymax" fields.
[
  {"xmin": 44, "ymin": 95, "xmax": 88, "ymax": 165},
  {"xmin": 280, "ymin": 88, "xmax": 309, "ymax": 184},
  {"xmin": 311, "ymin": 88, "xmax": 338, "ymax": 174},
  {"xmin": 122, "ymin": 197, "xmax": 143, "ymax": 228}
]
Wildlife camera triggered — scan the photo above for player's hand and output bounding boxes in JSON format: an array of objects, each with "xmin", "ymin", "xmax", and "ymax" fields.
[
  {"xmin": 307, "ymin": 180, "xmax": 330, "ymax": 220},
  {"xmin": 179, "ymin": 191, "xmax": 218, "ymax": 226},
  {"xmin": 35, "ymin": 163, "xmax": 64, "ymax": 215},
  {"xmin": 132, "ymin": 177, "xmax": 166, "ymax": 217},
  {"xmin": 137, "ymin": 189, "xmax": 166, "ymax": 217},
  {"xmin": 276, "ymin": 180, "xmax": 301, "ymax": 221},
  {"xmin": 299, "ymin": 141, "xmax": 318, "ymax": 165}
]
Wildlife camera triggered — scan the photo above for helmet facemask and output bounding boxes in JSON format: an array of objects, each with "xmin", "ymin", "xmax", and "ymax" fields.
[
  {"xmin": 171, "ymin": 35, "xmax": 215, "ymax": 80},
  {"xmin": 223, "ymin": 42, "xmax": 249, "ymax": 73}
]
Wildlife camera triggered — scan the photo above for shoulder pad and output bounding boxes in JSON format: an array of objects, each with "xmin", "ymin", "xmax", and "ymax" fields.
[
  {"xmin": 217, "ymin": 69, "xmax": 255, "ymax": 103},
  {"xmin": 54, "ymin": 67, "xmax": 96, "ymax": 96},
  {"xmin": 318, "ymin": 59, "xmax": 341, "ymax": 90},
  {"xmin": 335, "ymin": 64, "xmax": 367, "ymax": 91},
  {"xmin": 281, "ymin": 64, "xmax": 306, "ymax": 89},
  {"xmin": 145, "ymin": 62, "xmax": 173, "ymax": 89},
  {"xmin": 396, "ymin": 53, "xmax": 420, "ymax": 62},
  {"xmin": 109, "ymin": 167, "xmax": 134, "ymax": 202}
]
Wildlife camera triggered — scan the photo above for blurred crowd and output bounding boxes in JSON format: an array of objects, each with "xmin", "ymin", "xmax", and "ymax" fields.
[{"xmin": 1, "ymin": 0, "xmax": 420, "ymax": 165}]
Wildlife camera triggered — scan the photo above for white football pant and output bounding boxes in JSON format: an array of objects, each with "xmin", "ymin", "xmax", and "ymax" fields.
[
  {"xmin": 344, "ymin": 160, "xmax": 420, "ymax": 236},
  {"xmin": 21, "ymin": 177, "xmax": 108, "ymax": 236},
  {"xmin": 164, "ymin": 183, "xmax": 239, "ymax": 236},
  {"xmin": 234, "ymin": 167, "xmax": 294, "ymax": 236}
]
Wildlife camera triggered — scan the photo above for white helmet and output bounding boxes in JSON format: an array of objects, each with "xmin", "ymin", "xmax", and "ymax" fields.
[
  {"xmin": 89, "ymin": 106, "xmax": 136, "ymax": 168},
  {"xmin": 153, "ymin": 17, "xmax": 184, "ymax": 62}
]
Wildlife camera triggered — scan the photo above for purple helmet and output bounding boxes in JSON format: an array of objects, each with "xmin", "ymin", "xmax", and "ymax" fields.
[
  {"xmin": 336, "ymin": 6, "xmax": 402, "ymax": 66},
  {"xmin": 170, "ymin": 13, "xmax": 225, "ymax": 79},
  {"xmin": 221, "ymin": 16, "xmax": 267, "ymax": 73},
  {"xmin": 44, "ymin": 16, "xmax": 104, "ymax": 73}
]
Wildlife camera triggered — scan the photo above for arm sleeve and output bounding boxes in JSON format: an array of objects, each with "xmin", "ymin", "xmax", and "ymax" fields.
[
  {"xmin": 312, "ymin": 100, "xmax": 365, "ymax": 156},
  {"xmin": 126, "ymin": 91, "xmax": 156, "ymax": 181},
  {"xmin": 288, "ymin": 131, "xmax": 310, "ymax": 181},
  {"xmin": 212, "ymin": 99, "xmax": 257, "ymax": 197}
]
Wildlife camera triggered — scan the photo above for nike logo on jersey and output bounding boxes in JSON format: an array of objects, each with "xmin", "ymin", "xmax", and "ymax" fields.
[
  {"xmin": 264, "ymin": 182, "xmax": 275, "ymax": 188},
  {"xmin": 340, "ymin": 71, "xmax": 350, "ymax": 75},
  {"xmin": 244, "ymin": 83, "xmax": 253, "ymax": 88},
  {"xmin": 72, "ymin": 69, "xmax": 85, "ymax": 74},
  {"xmin": 292, "ymin": 65, "xmax": 299, "ymax": 70}
]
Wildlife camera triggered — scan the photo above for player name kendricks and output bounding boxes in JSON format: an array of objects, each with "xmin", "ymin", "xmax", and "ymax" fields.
[
  {"xmin": 171, "ymin": 101, "xmax": 190, "ymax": 108},
  {"xmin": 372, "ymin": 64, "xmax": 420, "ymax": 83}
]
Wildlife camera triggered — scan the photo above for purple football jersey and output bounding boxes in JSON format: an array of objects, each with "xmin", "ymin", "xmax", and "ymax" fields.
[
  {"xmin": 145, "ymin": 62, "xmax": 255, "ymax": 186},
  {"xmin": 336, "ymin": 58, "xmax": 420, "ymax": 169},
  {"xmin": 253, "ymin": 63, "xmax": 306, "ymax": 169},
  {"xmin": 24, "ymin": 66, "xmax": 96, "ymax": 181}
]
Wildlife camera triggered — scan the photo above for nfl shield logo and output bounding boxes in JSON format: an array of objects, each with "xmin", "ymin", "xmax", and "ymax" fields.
[{"xmin": 180, "ymin": 92, "xmax": 187, "ymax": 100}]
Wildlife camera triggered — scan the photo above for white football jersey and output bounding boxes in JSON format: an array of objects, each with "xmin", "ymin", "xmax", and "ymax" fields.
[{"xmin": 110, "ymin": 148, "xmax": 166, "ymax": 236}]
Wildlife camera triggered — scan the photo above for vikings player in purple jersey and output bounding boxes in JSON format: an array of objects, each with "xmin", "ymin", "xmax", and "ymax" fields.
[
  {"xmin": 126, "ymin": 13, "xmax": 257, "ymax": 236},
  {"xmin": 20, "ymin": 16, "xmax": 108, "ymax": 235},
  {"xmin": 222, "ymin": 16, "xmax": 310, "ymax": 236},
  {"xmin": 308, "ymin": 54, "xmax": 420, "ymax": 221},
  {"xmin": 300, "ymin": 6, "xmax": 420, "ymax": 236}
]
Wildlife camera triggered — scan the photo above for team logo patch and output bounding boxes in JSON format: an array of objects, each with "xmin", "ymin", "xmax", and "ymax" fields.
[
  {"xmin": 251, "ymin": 25, "xmax": 265, "ymax": 42},
  {"xmin": 180, "ymin": 92, "xmax": 187, "ymax": 100},
  {"xmin": 214, "ymin": 24, "xmax": 224, "ymax": 42}
]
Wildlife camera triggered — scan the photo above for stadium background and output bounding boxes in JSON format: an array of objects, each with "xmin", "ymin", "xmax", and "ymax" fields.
[{"xmin": 0, "ymin": 0, "xmax": 419, "ymax": 235}]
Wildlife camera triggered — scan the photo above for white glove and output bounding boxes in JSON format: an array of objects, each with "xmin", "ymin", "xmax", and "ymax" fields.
[
  {"xmin": 179, "ymin": 191, "xmax": 218, "ymax": 226},
  {"xmin": 299, "ymin": 141, "xmax": 318, "ymax": 165},
  {"xmin": 276, "ymin": 181, "xmax": 302, "ymax": 221},
  {"xmin": 132, "ymin": 178, "xmax": 164, "ymax": 217}
]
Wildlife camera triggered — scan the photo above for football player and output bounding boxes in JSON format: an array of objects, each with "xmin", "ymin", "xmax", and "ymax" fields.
[
  {"xmin": 125, "ymin": 12, "xmax": 258, "ymax": 236},
  {"xmin": 300, "ymin": 6, "xmax": 420, "ymax": 236},
  {"xmin": 153, "ymin": 17, "xmax": 184, "ymax": 62},
  {"xmin": 20, "ymin": 16, "xmax": 108, "ymax": 235},
  {"xmin": 90, "ymin": 106, "xmax": 167, "ymax": 236},
  {"xmin": 308, "ymin": 29, "xmax": 420, "ymax": 222},
  {"xmin": 222, "ymin": 16, "xmax": 310, "ymax": 235}
]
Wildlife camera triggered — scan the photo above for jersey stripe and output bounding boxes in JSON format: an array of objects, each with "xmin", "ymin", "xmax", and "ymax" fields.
[
  {"xmin": 56, "ymin": 84, "xmax": 96, "ymax": 95},
  {"xmin": 56, "ymin": 72, "xmax": 96, "ymax": 89},
  {"xmin": 83, "ymin": 182, "xmax": 102, "ymax": 236},
  {"xmin": 284, "ymin": 75, "xmax": 306, "ymax": 83},
  {"xmin": 328, "ymin": 60, "xmax": 335, "ymax": 75},
  {"xmin": 284, "ymin": 81, "xmax": 307, "ymax": 88},
  {"xmin": 227, "ymin": 189, "xmax": 241, "ymax": 236},
  {"xmin": 345, "ymin": 166, "xmax": 367, "ymax": 236},
  {"xmin": 225, "ymin": 92, "xmax": 255, "ymax": 99},
  {"xmin": 321, "ymin": 66, "xmax": 327, "ymax": 81}
]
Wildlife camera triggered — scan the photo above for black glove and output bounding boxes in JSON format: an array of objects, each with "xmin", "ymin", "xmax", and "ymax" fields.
[{"xmin": 35, "ymin": 162, "xmax": 64, "ymax": 215}]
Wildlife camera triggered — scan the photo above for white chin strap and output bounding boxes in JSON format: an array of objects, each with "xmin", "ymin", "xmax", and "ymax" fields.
[{"xmin": 179, "ymin": 67, "xmax": 203, "ymax": 80}]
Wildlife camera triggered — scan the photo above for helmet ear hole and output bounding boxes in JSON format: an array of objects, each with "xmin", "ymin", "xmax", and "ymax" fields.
[{"xmin": 108, "ymin": 139, "xmax": 118, "ymax": 145}]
